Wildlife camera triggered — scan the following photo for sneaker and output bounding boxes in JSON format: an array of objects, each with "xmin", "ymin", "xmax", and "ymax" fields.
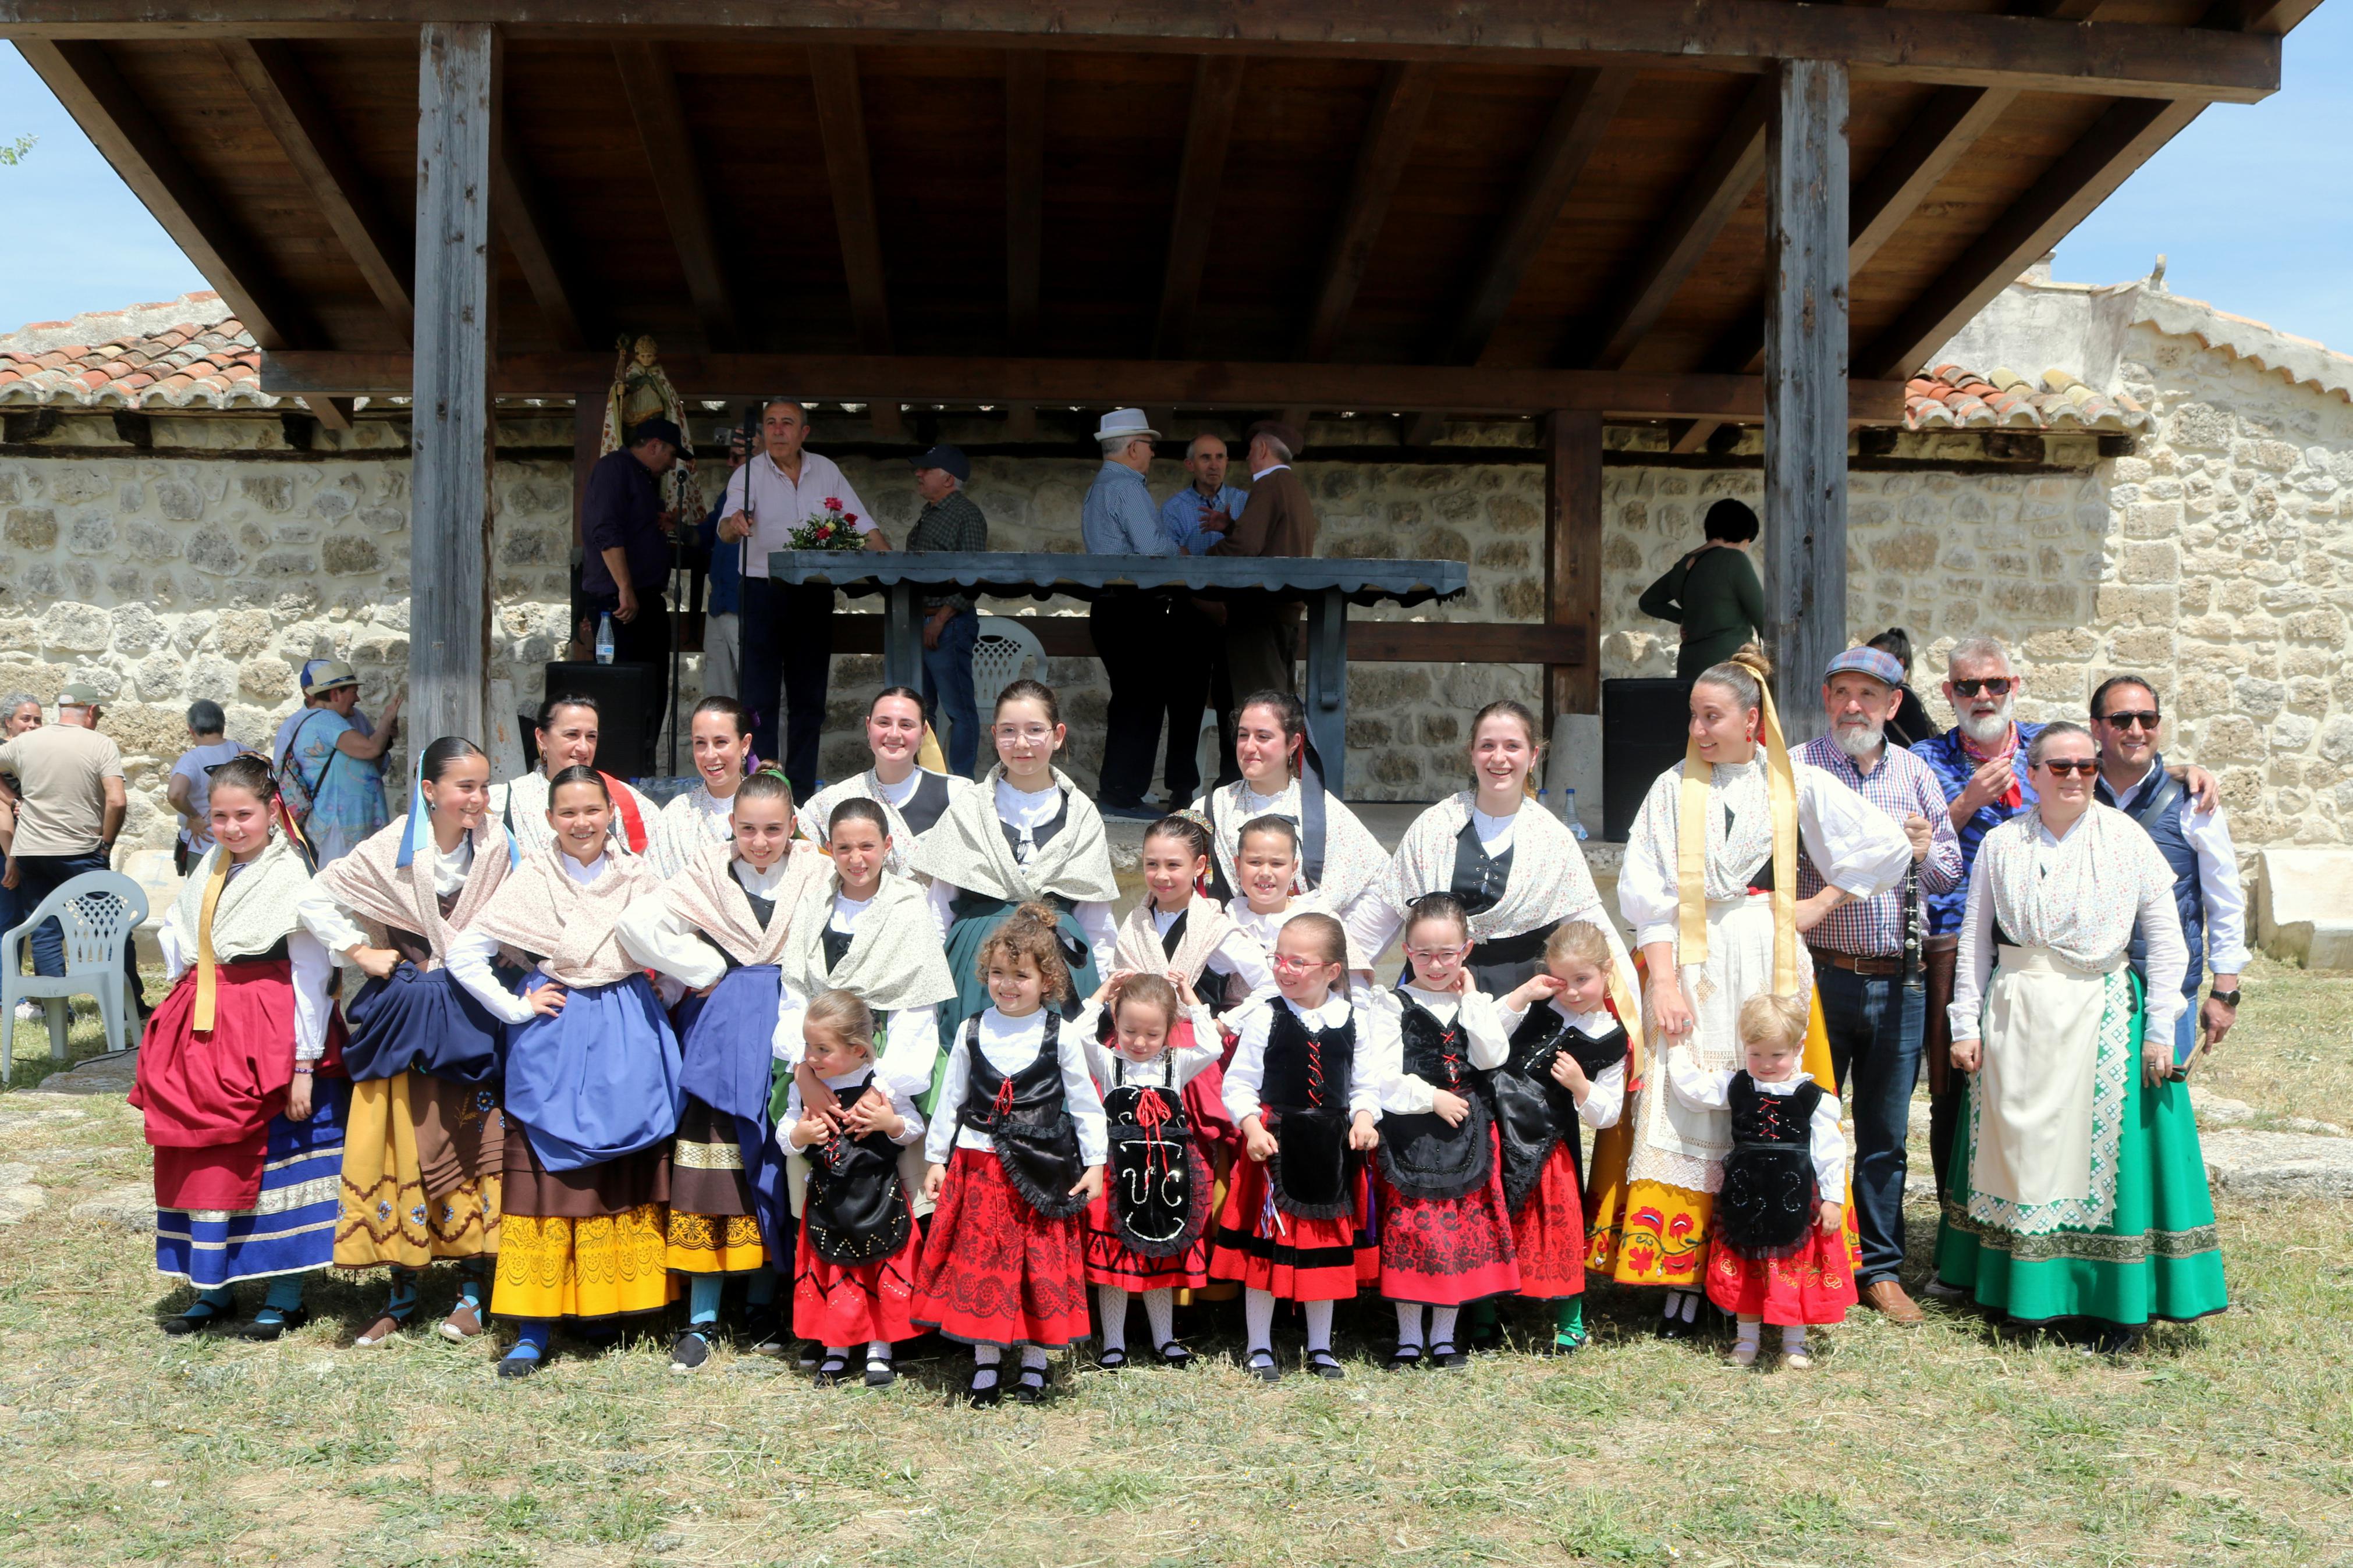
[{"xmin": 669, "ymin": 1329, "xmax": 712, "ymax": 1374}]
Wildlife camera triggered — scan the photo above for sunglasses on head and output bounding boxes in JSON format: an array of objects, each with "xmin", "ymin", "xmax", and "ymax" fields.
[
  {"xmin": 2099, "ymin": 709, "xmax": 2161, "ymax": 731},
  {"xmin": 2040, "ymin": 759, "xmax": 2099, "ymax": 777},
  {"xmin": 1952, "ymin": 678, "xmax": 2014, "ymax": 698}
]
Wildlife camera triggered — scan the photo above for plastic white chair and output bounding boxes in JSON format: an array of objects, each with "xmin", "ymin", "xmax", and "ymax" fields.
[
  {"xmin": 973, "ymin": 616, "xmax": 1047, "ymax": 710},
  {"xmin": 1, "ymin": 869, "xmax": 149, "ymax": 1078}
]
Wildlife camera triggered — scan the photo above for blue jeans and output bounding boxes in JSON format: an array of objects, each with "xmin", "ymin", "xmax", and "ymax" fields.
[
  {"xmin": 1814, "ymin": 962, "xmax": 1925, "ymax": 1288},
  {"xmin": 15, "ymin": 849, "xmax": 145, "ymax": 1007},
  {"xmin": 920, "ymin": 607, "xmax": 981, "ymax": 779}
]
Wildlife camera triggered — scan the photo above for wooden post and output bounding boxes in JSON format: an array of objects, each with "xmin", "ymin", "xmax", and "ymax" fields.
[
  {"xmin": 1762, "ymin": 59, "xmax": 1848, "ymax": 745},
  {"xmin": 407, "ymin": 24, "xmax": 499, "ymax": 748},
  {"xmin": 1542, "ymin": 410, "xmax": 1603, "ymax": 728}
]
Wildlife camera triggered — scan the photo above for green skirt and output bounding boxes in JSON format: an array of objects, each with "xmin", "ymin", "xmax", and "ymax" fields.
[
  {"xmin": 929, "ymin": 891, "xmax": 1102, "ymax": 1114},
  {"xmin": 1934, "ymin": 975, "xmax": 2227, "ymax": 1328}
]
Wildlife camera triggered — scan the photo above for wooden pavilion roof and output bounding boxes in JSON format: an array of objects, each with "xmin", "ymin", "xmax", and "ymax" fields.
[{"xmin": 1, "ymin": 1, "xmax": 2318, "ymax": 431}]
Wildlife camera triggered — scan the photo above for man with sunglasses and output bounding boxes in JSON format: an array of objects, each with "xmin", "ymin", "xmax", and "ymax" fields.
[{"xmin": 2090, "ymin": 675, "xmax": 2245, "ymax": 1079}]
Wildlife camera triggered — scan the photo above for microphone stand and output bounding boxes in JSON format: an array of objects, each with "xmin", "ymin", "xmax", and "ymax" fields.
[{"xmin": 666, "ymin": 453, "xmax": 687, "ymax": 778}]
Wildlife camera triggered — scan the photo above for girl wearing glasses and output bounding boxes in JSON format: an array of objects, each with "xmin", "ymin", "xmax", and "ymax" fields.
[
  {"xmin": 1933, "ymin": 723, "xmax": 2223, "ymax": 1350},
  {"xmin": 910, "ymin": 680, "xmax": 1121, "ymax": 1055}
]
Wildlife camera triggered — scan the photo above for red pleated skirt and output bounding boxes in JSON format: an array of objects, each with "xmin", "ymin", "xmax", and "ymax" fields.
[
  {"xmin": 1207, "ymin": 1151, "xmax": 1365, "ymax": 1303},
  {"xmin": 1376, "ymin": 1130, "xmax": 1521, "ymax": 1308},
  {"xmin": 1704, "ymin": 1225, "xmax": 1859, "ymax": 1325},
  {"xmin": 910, "ymin": 1146, "xmax": 1091, "ymax": 1348},
  {"xmin": 1510, "ymin": 1140, "xmax": 1588, "ymax": 1301},
  {"xmin": 792, "ymin": 1193, "xmax": 920, "ymax": 1347}
]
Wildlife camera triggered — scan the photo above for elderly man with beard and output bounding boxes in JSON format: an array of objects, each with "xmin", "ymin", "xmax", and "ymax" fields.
[
  {"xmin": 1910, "ymin": 638, "xmax": 2216, "ymax": 1226},
  {"xmin": 1794, "ymin": 646, "xmax": 1961, "ymax": 1322}
]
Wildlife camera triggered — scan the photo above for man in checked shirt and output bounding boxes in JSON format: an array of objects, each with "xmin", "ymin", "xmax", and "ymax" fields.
[{"xmin": 1794, "ymin": 645, "xmax": 1962, "ymax": 1325}]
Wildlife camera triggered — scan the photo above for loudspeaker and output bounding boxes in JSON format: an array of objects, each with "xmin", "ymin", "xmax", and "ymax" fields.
[
  {"xmin": 1602, "ymin": 677, "xmax": 1693, "ymax": 843},
  {"xmin": 542, "ymin": 661, "xmax": 665, "ymax": 781}
]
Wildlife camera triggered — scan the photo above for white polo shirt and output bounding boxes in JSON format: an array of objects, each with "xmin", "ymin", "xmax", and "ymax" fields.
[{"xmin": 719, "ymin": 448, "xmax": 875, "ymax": 579}]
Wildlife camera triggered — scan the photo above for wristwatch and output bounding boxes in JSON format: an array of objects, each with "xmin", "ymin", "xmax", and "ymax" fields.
[{"xmin": 2209, "ymin": 989, "xmax": 2242, "ymax": 1007}]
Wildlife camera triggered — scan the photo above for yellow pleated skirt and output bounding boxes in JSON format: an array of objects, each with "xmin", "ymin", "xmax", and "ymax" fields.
[{"xmin": 334, "ymin": 1073, "xmax": 502, "ymax": 1269}]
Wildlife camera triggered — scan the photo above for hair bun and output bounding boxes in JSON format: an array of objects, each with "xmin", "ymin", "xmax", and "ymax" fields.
[
  {"xmin": 1012, "ymin": 899, "xmax": 1060, "ymax": 928},
  {"xmin": 1729, "ymin": 642, "xmax": 1773, "ymax": 680}
]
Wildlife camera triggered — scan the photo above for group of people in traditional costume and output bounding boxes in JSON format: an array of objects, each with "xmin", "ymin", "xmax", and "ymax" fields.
[{"xmin": 123, "ymin": 644, "xmax": 2230, "ymax": 1391}]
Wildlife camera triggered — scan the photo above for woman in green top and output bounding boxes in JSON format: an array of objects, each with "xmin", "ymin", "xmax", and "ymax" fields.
[{"xmin": 1638, "ymin": 499, "xmax": 1766, "ymax": 680}]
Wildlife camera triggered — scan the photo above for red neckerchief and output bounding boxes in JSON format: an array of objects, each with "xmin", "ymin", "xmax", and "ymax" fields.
[{"xmin": 1958, "ymin": 726, "xmax": 2023, "ymax": 811}]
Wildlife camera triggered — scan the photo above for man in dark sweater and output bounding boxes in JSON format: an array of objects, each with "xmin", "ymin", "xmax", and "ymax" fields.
[
  {"xmin": 1209, "ymin": 419, "xmax": 1318, "ymax": 697},
  {"xmin": 581, "ymin": 416, "xmax": 684, "ymax": 733}
]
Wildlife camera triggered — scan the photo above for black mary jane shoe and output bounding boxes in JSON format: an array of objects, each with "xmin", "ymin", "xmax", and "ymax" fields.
[
  {"xmin": 1012, "ymin": 1371, "xmax": 1050, "ymax": 1406},
  {"xmin": 162, "ymin": 1304, "xmax": 231, "ymax": 1337},
  {"xmin": 1152, "ymin": 1341, "xmax": 1195, "ymax": 1370},
  {"xmin": 864, "ymin": 1355, "xmax": 897, "ymax": 1389},
  {"xmin": 1243, "ymin": 1349, "xmax": 1282, "ymax": 1384},
  {"xmin": 1654, "ymin": 1314, "xmax": 1698, "ymax": 1342},
  {"xmin": 814, "ymin": 1352, "xmax": 853, "ymax": 1387},
  {"xmin": 1385, "ymin": 1346, "xmax": 1425, "ymax": 1373},
  {"xmin": 1304, "ymin": 1350, "xmax": 1346, "ymax": 1381},
  {"xmin": 1428, "ymin": 1342, "xmax": 1470, "ymax": 1371},
  {"xmin": 237, "ymin": 1308, "xmax": 310, "ymax": 1342},
  {"xmin": 669, "ymin": 1329, "xmax": 713, "ymax": 1374},
  {"xmin": 967, "ymin": 1371, "xmax": 1005, "ymax": 1409},
  {"xmin": 1095, "ymin": 1346, "xmax": 1128, "ymax": 1373},
  {"xmin": 497, "ymin": 1350, "xmax": 544, "ymax": 1380}
]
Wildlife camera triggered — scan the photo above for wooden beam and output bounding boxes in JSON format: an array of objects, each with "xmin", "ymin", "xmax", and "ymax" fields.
[
  {"xmin": 612, "ymin": 41, "xmax": 739, "ymax": 349},
  {"xmin": 1588, "ymin": 77, "xmax": 1772, "ymax": 370},
  {"xmin": 1405, "ymin": 66, "xmax": 1631, "ymax": 445},
  {"xmin": 1850, "ymin": 85, "xmax": 2017, "ymax": 276},
  {"xmin": 2205, "ymin": 0, "xmax": 2322, "ymax": 33},
  {"xmin": 0, "ymin": 3, "xmax": 2284, "ymax": 104},
  {"xmin": 1762, "ymin": 59, "xmax": 1848, "ymax": 745},
  {"xmin": 217, "ymin": 37, "xmax": 412, "ymax": 342},
  {"xmin": 262, "ymin": 348, "xmax": 1910, "ymax": 422},
  {"xmin": 1152, "ymin": 54, "xmax": 1245, "ymax": 358},
  {"xmin": 410, "ymin": 19, "xmax": 498, "ymax": 750},
  {"xmin": 494, "ymin": 137, "xmax": 590, "ymax": 351},
  {"xmin": 15, "ymin": 38, "xmax": 313, "ymax": 349},
  {"xmin": 305, "ymin": 396, "xmax": 354, "ymax": 431},
  {"xmin": 1296, "ymin": 61, "xmax": 1435, "ymax": 361},
  {"xmin": 826, "ymin": 614, "xmax": 1588, "ymax": 666},
  {"xmin": 1543, "ymin": 409, "xmax": 1603, "ymax": 721},
  {"xmin": 1859, "ymin": 96, "xmax": 2203, "ymax": 380},
  {"xmin": 808, "ymin": 43, "xmax": 902, "ymax": 438}
]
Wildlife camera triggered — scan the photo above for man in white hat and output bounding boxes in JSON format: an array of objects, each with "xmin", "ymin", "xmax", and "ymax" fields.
[{"xmin": 1080, "ymin": 409, "xmax": 1177, "ymax": 817}]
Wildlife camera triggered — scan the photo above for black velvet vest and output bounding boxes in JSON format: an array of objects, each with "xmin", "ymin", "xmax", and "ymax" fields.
[
  {"xmin": 959, "ymin": 1013, "xmax": 1088, "ymax": 1218},
  {"xmin": 1716, "ymin": 1072, "xmax": 1823, "ymax": 1257},
  {"xmin": 1376, "ymin": 991, "xmax": 1492, "ymax": 1200},
  {"xmin": 801, "ymin": 1073, "xmax": 913, "ymax": 1264}
]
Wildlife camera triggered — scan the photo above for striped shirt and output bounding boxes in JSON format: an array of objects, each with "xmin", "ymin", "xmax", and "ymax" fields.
[
  {"xmin": 1795, "ymin": 735, "xmax": 1963, "ymax": 957},
  {"xmin": 1909, "ymin": 722, "xmax": 2045, "ymax": 937}
]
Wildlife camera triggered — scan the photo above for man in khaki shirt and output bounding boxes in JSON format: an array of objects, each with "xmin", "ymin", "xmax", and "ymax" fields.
[{"xmin": 0, "ymin": 683, "xmax": 138, "ymax": 1002}]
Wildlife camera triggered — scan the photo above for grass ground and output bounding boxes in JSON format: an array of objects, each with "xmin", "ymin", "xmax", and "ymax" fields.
[{"xmin": 2, "ymin": 960, "xmax": 2348, "ymax": 1567}]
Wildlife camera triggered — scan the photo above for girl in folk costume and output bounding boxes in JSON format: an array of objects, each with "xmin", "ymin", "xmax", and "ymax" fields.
[
  {"xmin": 910, "ymin": 679, "xmax": 1120, "ymax": 1054},
  {"xmin": 299, "ymin": 737, "xmax": 516, "ymax": 1347},
  {"xmin": 1190, "ymin": 688, "xmax": 1387, "ymax": 930},
  {"xmin": 1367, "ymin": 894, "xmax": 1519, "ymax": 1370},
  {"xmin": 449, "ymin": 766, "xmax": 686, "ymax": 1377},
  {"xmin": 133, "ymin": 756, "xmax": 349, "ymax": 1340},
  {"xmin": 1491, "ymin": 920, "xmax": 1631, "ymax": 1354},
  {"xmin": 487, "ymin": 695, "xmax": 658, "ymax": 863},
  {"xmin": 1075, "ymin": 972, "xmax": 1222, "ymax": 1370},
  {"xmin": 1211, "ymin": 912, "xmax": 1381, "ymax": 1383},
  {"xmin": 1348, "ymin": 701, "xmax": 1632, "ymax": 1000},
  {"xmin": 1226, "ymin": 815, "xmax": 1366, "ymax": 986},
  {"xmin": 779, "ymin": 990, "xmax": 927, "ymax": 1388},
  {"xmin": 913, "ymin": 904, "xmax": 1109, "ymax": 1407},
  {"xmin": 1935, "ymin": 723, "xmax": 2223, "ymax": 1346},
  {"xmin": 1690, "ymin": 993, "xmax": 1854, "ymax": 1367},
  {"xmin": 799, "ymin": 687, "xmax": 978, "ymax": 876},
  {"xmin": 1591, "ymin": 646, "xmax": 1907, "ymax": 1338},
  {"xmin": 652, "ymin": 696, "xmax": 755, "ymax": 877},
  {"xmin": 617, "ymin": 770, "xmax": 825, "ymax": 1372},
  {"xmin": 1109, "ymin": 812, "xmax": 1269, "ymax": 1009}
]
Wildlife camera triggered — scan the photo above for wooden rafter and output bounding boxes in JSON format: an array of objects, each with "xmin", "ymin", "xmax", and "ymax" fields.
[
  {"xmin": 493, "ymin": 137, "xmax": 590, "ymax": 351},
  {"xmin": 1859, "ymin": 95, "xmax": 2203, "ymax": 380},
  {"xmin": 807, "ymin": 44, "xmax": 902, "ymax": 439},
  {"xmin": 1296, "ymin": 62, "xmax": 1435, "ymax": 362},
  {"xmin": 1152, "ymin": 54, "xmax": 1245, "ymax": 359},
  {"xmin": 612, "ymin": 41, "xmax": 739, "ymax": 349},
  {"xmin": 217, "ymin": 37, "xmax": 411, "ymax": 341}
]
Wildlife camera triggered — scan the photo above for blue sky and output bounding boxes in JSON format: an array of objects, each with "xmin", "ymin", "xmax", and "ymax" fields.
[{"xmin": 4, "ymin": 16, "xmax": 2348, "ymax": 347}]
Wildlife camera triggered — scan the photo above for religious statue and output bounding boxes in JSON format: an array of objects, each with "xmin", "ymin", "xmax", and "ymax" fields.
[{"xmin": 600, "ymin": 332, "xmax": 702, "ymax": 524}]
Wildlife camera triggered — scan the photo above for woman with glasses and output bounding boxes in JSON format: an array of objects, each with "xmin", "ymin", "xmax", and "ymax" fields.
[{"xmin": 1934, "ymin": 723, "xmax": 2224, "ymax": 1349}]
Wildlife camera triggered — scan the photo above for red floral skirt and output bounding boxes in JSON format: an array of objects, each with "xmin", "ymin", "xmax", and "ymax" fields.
[
  {"xmin": 1510, "ymin": 1140, "xmax": 1588, "ymax": 1300},
  {"xmin": 1207, "ymin": 1151, "xmax": 1365, "ymax": 1303},
  {"xmin": 910, "ymin": 1147, "xmax": 1090, "ymax": 1347},
  {"xmin": 793, "ymin": 1193, "xmax": 919, "ymax": 1347},
  {"xmin": 1704, "ymin": 1225, "xmax": 1859, "ymax": 1325},
  {"xmin": 1376, "ymin": 1130, "xmax": 1521, "ymax": 1307}
]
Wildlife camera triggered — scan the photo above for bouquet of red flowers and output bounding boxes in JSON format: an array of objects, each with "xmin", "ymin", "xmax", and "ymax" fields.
[{"xmin": 787, "ymin": 496, "xmax": 865, "ymax": 550}]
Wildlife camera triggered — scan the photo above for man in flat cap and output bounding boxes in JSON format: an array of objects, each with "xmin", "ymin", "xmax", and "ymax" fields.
[
  {"xmin": 1209, "ymin": 419, "xmax": 1319, "ymax": 696},
  {"xmin": 582, "ymin": 415, "xmax": 687, "ymax": 741}
]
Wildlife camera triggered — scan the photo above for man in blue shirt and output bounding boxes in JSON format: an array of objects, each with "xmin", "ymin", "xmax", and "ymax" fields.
[
  {"xmin": 1081, "ymin": 408, "xmax": 1176, "ymax": 817},
  {"xmin": 1156, "ymin": 433, "xmax": 1248, "ymax": 799}
]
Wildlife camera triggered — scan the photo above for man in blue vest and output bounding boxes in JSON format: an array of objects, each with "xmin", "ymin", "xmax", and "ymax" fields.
[{"xmin": 2091, "ymin": 675, "xmax": 2246, "ymax": 1072}]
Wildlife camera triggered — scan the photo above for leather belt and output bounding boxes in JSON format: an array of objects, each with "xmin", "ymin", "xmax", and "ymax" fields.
[{"xmin": 1808, "ymin": 945, "xmax": 1903, "ymax": 977}]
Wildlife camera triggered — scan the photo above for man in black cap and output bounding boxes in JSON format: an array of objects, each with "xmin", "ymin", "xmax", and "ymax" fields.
[
  {"xmin": 904, "ymin": 445, "xmax": 989, "ymax": 776},
  {"xmin": 580, "ymin": 416, "xmax": 685, "ymax": 748}
]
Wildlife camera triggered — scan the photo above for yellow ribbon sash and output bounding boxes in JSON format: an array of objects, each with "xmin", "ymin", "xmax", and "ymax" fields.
[
  {"xmin": 1671, "ymin": 680, "xmax": 1801, "ymax": 997},
  {"xmin": 190, "ymin": 854, "xmax": 231, "ymax": 1033}
]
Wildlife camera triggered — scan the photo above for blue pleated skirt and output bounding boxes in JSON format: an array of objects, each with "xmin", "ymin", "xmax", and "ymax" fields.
[{"xmin": 155, "ymin": 1076, "xmax": 350, "ymax": 1287}]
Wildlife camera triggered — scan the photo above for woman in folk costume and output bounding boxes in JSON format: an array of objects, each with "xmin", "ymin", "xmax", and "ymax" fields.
[
  {"xmin": 617, "ymin": 769, "xmax": 826, "ymax": 1371},
  {"xmin": 1347, "ymin": 701, "xmax": 1632, "ymax": 1000},
  {"xmin": 1935, "ymin": 722, "xmax": 2224, "ymax": 1347},
  {"xmin": 299, "ymin": 737, "xmax": 516, "ymax": 1347},
  {"xmin": 651, "ymin": 696, "xmax": 755, "ymax": 877},
  {"xmin": 799, "ymin": 686, "xmax": 977, "ymax": 876},
  {"xmin": 1190, "ymin": 688, "xmax": 1387, "ymax": 928},
  {"xmin": 910, "ymin": 678, "xmax": 1120, "ymax": 1053},
  {"xmin": 487, "ymin": 694, "xmax": 658, "ymax": 862},
  {"xmin": 1590, "ymin": 645, "xmax": 1908, "ymax": 1337},
  {"xmin": 448, "ymin": 766, "xmax": 684, "ymax": 1377},
  {"xmin": 133, "ymin": 756, "xmax": 349, "ymax": 1341}
]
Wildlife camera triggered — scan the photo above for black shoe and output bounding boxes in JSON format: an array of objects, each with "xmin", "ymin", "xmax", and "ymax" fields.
[
  {"xmin": 1386, "ymin": 1346, "xmax": 1425, "ymax": 1372},
  {"xmin": 669, "ymin": 1329, "xmax": 712, "ymax": 1374},
  {"xmin": 237, "ymin": 1308, "xmax": 310, "ymax": 1342},
  {"xmin": 864, "ymin": 1355, "xmax": 896, "ymax": 1388},
  {"xmin": 814, "ymin": 1351, "xmax": 853, "ymax": 1386},
  {"xmin": 1655, "ymin": 1314, "xmax": 1698, "ymax": 1341},
  {"xmin": 796, "ymin": 1340, "xmax": 824, "ymax": 1372},
  {"xmin": 1095, "ymin": 1346, "xmax": 1128, "ymax": 1372},
  {"xmin": 1305, "ymin": 1350, "xmax": 1345, "ymax": 1380},
  {"xmin": 1541, "ymin": 1328, "xmax": 1589, "ymax": 1357},
  {"xmin": 1428, "ymin": 1342, "xmax": 1469, "ymax": 1370},
  {"xmin": 162, "ymin": 1303, "xmax": 231, "ymax": 1337},
  {"xmin": 1013, "ymin": 1369, "xmax": 1049, "ymax": 1405},
  {"xmin": 741, "ymin": 1308, "xmax": 789, "ymax": 1357},
  {"xmin": 1153, "ymin": 1341, "xmax": 1195, "ymax": 1370},
  {"xmin": 967, "ymin": 1370, "xmax": 1003, "ymax": 1409},
  {"xmin": 1243, "ymin": 1349, "xmax": 1281, "ymax": 1384},
  {"xmin": 498, "ymin": 1349, "xmax": 544, "ymax": 1379}
]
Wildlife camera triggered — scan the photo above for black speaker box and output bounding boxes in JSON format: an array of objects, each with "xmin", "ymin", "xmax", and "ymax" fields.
[
  {"xmin": 542, "ymin": 661, "xmax": 665, "ymax": 781},
  {"xmin": 1602, "ymin": 677, "xmax": 1694, "ymax": 843}
]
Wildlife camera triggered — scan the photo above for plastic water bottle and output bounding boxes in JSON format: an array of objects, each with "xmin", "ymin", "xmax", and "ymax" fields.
[
  {"xmin": 1563, "ymin": 786, "xmax": 1589, "ymax": 841},
  {"xmin": 595, "ymin": 612, "xmax": 616, "ymax": 665},
  {"xmin": 1536, "ymin": 787, "xmax": 1551, "ymax": 819}
]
